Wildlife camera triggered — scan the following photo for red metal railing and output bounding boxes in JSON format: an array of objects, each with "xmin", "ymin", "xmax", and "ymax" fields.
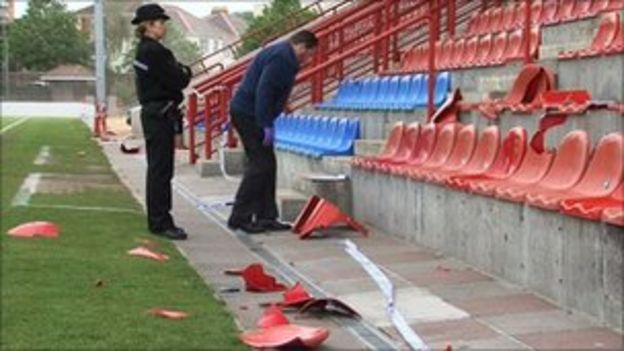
[
  {"xmin": 189, "ymin": 0, "xmax": 356, "ymax": 78},
  {"xmin": 186, "ymin": 0, "xmax": 537, "ymax": 163}
]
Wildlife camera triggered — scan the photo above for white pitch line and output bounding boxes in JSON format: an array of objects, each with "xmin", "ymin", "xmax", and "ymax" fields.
[
  {"xmin": 33, "ymin": 145, "xmax": 52, "ymax": 166},
  {"xmin": 11, "ymin": 173, "xmax": 41, "ymax": 207},
  {"xmin": 23, "ymin": 203, "xmax": 143, "ymax": 214},
  {"xmin": 1, "ymin": 117, "xmax": 30, "ymax": 134}
]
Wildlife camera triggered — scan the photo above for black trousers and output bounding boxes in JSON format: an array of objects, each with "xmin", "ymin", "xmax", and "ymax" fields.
[
  {"xmin": 140, "ymin": 101, "xmax": 176, "ymax": 232},
  {"xmin": 229, "ymin": 110, "xmax": 279, "ymax": 224}
]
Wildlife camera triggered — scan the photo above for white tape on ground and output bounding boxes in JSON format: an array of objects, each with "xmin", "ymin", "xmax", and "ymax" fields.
[
  {"xmin": 11, "ymin": 173, "xmax": 41, "ymax": 206},
  {"xmin": 344, "ymin": 239, "xmax": 430, "ymax": 351},
  {"xmin": 1, "ymin": 117, "xmax": 29, "ymax": 134}
]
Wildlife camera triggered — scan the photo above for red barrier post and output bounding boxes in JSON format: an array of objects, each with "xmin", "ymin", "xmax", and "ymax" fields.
[
  {"xmin": 187, "ymin": 93, "xmax": 197, "ymax": 164},
  {"xmin": 427, "ymin": 0, "xmax": 439, "ymax": 121}
]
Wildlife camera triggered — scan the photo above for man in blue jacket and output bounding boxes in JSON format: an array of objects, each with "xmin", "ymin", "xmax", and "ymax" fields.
[{"xmin": 228, "ymin": 30, "xmax": 318, "ymax": 234}]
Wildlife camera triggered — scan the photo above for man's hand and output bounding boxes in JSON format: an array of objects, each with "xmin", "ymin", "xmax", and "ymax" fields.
[{"xmin": 262, "ymin": 127, "xmax": 274, "ymax": 146}]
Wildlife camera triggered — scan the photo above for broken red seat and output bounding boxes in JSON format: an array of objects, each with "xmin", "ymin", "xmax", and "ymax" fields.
[
  {"xmin": 527, "ymin": 133, "xmax": 623, "ymax": 210},
  {"xmin": 559, "ymin": 12, "xmax": 620, "ymax": 59},
  {"xmin": 470, "ymin": 142, "xmax": 554, "ymax": 196},
  {"xmin": 391, "ymin": 123, "xmax": 438, "ymax": 176},
  {"xmin": 423, "ymin": 124, "xmax": 478, "ymax": 183},
  {"xmin": 561, "ymin": 181, "xmax": 623, "ymax": 221},
  {"xmin": 434, "ymin": 126, "xmax": 501, "ymax": 184},
  {"xmin": 292, "ymin": 196, "xmax": 368, "ymax": 239},
  {"xmin": 353, "ymin": 122, "xmax": 405, "ymax": 169},
  {"xmin": 449, "ymin": 127, "xmax": 528, "ymax": 191},
  {"xmin": 408, "ymin": 123, "xmax": 461, "ymax": 180},
  {"xmin": 541, "ymin": 90, "xmax": 592, "ymax": 114},
  {"xmin": 376, "ymin": 122, "xmax": 421, "ymax": 173},
  {"xmin": 496, "ymin": 130, "xmax": 590, "ymax": 203}
]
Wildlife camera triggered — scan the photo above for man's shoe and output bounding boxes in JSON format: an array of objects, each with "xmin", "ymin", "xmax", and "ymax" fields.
[
  {"xmin": 258, "ymin": 219, "xmax": 292, "ymax": 231},
  {"xmin": 227, "ymin": 221, "xmax": 265, "ymax": 234},
  {"xmin": 151, "ymin": 227, "xmax": 187, "ymax": 240}
]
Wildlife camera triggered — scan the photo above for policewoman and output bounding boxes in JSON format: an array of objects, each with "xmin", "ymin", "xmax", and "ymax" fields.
[{"xmin": 132, "ymin": 4, "xmax": 191, "ymax": 240}]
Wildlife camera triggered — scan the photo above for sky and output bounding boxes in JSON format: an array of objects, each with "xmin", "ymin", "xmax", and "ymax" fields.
[{"xmin": 13, "ymin": 1, "xmax": 268, "ymax": 18}]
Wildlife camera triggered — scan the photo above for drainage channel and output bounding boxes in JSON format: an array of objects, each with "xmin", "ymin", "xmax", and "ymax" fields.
[{"xmin": 173, "ymin": 180, "xmax": 399, "ymax": 351}]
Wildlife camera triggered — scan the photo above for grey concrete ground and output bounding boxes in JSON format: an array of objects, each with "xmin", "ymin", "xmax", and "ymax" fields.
[{"xmin": 102, "ymin": 141, "xmax": 622, "ymax": 350}]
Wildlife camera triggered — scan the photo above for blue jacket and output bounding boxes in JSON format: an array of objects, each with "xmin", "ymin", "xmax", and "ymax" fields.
[{"xmin": 230, "ymin": 42, "xmax": 300, "ymax": 128}]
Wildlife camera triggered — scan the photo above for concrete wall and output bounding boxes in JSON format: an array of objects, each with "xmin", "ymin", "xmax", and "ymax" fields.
[{"xmin": 352, "ymin": 170, "xmax": 623, "ymax": 332}]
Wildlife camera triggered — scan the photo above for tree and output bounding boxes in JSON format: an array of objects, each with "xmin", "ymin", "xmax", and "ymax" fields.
[
  {"xmin": 236, "ymin": 0, "xmax": 316, "ymax": 58},
  {"xmin": 8, "ymin": 0, "xmax": 91, "ymax": 71}
]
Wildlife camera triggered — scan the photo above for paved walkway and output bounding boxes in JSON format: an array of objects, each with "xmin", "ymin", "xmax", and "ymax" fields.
[{"xmin": 102, "ymin": 141, "xmax": 623, "ymax": 350}]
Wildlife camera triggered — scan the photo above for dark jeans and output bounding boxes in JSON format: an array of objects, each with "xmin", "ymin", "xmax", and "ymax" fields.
[
  {"xmin": 229, "ymin": 110, "xmax": 279, "ymax": 224},
  {"xmin": 140, "ymin": 101, "xmax": 176, "ymax": 232}
]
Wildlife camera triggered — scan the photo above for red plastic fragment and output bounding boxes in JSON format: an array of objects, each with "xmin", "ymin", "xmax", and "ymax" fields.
[
  {"xmin": 257, "ymin": 304, "xmax": 289, "ymax": 329},
  {"xmin": 7, "ymin": 221, "xmax": 60, "ymax": 238},
  {"xmin": 224, "ymin": 263, "xmax": 287, "ymax": 292},
  {"xmin": 127, "ymin": 246, "xmax": 169, "ymax": 262},
  {"xmin": 147, "ymin": 308, "xmax": 189, "ymax": 320},
  {"xmin": 298, "ymin": 298, "xmax": 361, "ymax": 318}
]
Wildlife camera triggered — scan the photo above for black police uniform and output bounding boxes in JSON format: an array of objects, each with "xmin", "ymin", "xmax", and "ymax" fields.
[{"xmin": 133, "ymin": 21, "xmax": 191, "ymax": 235}]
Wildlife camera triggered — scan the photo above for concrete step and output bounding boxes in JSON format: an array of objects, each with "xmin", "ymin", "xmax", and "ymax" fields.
[
  {"xmin": 277, "ymin": 189, "xmax": 309, "ymax": 222},
  {"xmin": 294, "ymin": 172, "xmax": 352, "ymax": 215},
  {"xmin": 355, "ymin": 139, "xmax": 384, "ymax": 157}
]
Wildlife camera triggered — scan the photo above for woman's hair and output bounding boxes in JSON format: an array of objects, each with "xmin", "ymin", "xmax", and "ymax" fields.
[{"xmin": 135, "ymin": 22, "xmax": 149, "ymax": 38}]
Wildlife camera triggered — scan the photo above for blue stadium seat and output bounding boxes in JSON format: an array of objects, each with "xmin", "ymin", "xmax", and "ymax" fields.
[
  {"xmin": 275, "ymin": 115, "xmax": 360, "ymax": 158},
  {"xmin": 317, "ymin": 72, "xmax": 450, "ymax": 111}
]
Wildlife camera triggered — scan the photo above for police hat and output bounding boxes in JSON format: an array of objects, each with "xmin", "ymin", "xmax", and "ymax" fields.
[{"xmin": 131, "ymin": 4, "xmax": 170, "ymax": 25}]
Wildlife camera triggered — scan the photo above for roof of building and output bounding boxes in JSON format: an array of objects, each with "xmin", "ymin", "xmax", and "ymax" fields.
[{"xmin": 41, "ymin": 65, "xmax": 95, "ymax": 82}]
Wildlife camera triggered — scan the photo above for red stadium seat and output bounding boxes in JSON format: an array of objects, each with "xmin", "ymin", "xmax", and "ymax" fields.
[
  {"xmin": 557, "ymin": 0, "xmax": 577, "ymax": 22},
  {"xmin": 354, "ymin": 122, "xmax": 405, "ymax": 169},
  {"xmin": 489, "ymin": 7, "xmax": 504, "ymax": 33},
  {"xmin": 376, "ymin": 122, "xmax": 421, "ymax": 173},
  {"xmin": 541, "ymin": 0, "xmax": 559, "ymax": 24},
  {"xmin": 605, "ymin": 22, "xmax": 624, "ymax": 54},
  {"xmin": 513, "ymin": 1, "xmax": 528, "ymax": 28},
  {"xmin": 449, "ymin": 127, "xmax": 528, "ymax": 191},
  {"xmin": 572, "ymin": 0, "xmax": 593, "ymax": 19},
  {"xmin": 392, "ymin": 123, "xmax": 438, "ymax": 176},
  {"xmin": 408, "ymin": 123, "xmax": 460, "ymax": 180},
  {"xmin": 590, "ymin": 0, "xmax": 611, "ymax": 15},
  {"xmin": 467, "ymin": 12, "xmax": 480, "ymax": 36},
  {"xmin": 401, "ymin": 49, "xmax": 418, "ymax": 73},
  {"xmin": 602, "ymin": 184, "xmax": 624, "ymax": 226},
  {"xmin": 462, "ymin": 36, "xmax": 479, "ymax": 68},
  {"xmin": 438, "ymin": 40, "xmax": 454, "ymax": 70},
  {"xmin": 559, "ymin": 11, "xmax": 620, "ymax": 59},
  {"xmin": 561, "ymin": 182, "xmax": 623, "ymax": 221},
  {"xmin": 424, "ymin": 124, "xmax": 478, "ymax": 183},
  {"xmin": 531, "ymin": 0, "xmax": 544, "ymax": 25},
  {"xmin": 502, "ymin": 3, "xmax": 517, "ymax": 30},
  {"xmin": 475, "ymin": 34, "xmax": 493, "ymax": 66},
  {"xmin": 503, "ymin": 29, "xmax": 524, "ymax": 61},
  {"xmin": 527, "ymin": 133, "xmax": 623, "ymax": 210},
  {"xmin": 496, "ymin": 130, "xmax": 590, "ymax": 203},
  {"xmin": 470, "ymin": 141, "xmax": 554, "ymax": 196},
  {"xmin": 437, "ymin": 126, "xmax": 501, "ymax": 184},
  {"xmin": 489, "ymin": 31, "xmax": 509, "ymax": 65},
  {"xmin": 448, "ymin": 39, "xmax": 466, "ymax": 69},
  {"xmin": 477, "ymin": 10, "xmax": 492, "ymax": 35},
  {"xmin": 607, "ymin": 0, "xmax": 624, "ymax": 11}
]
